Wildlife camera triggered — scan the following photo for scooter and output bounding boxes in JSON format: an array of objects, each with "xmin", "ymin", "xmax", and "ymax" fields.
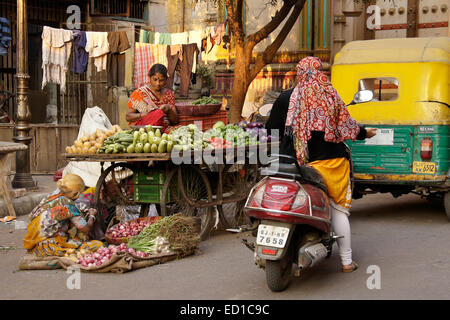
[
  {"xmin": 237, "ymin": 90, "xmax": 374, "ymax": 292},
  {"xmin": 240, "ymin": 154, "xmax": 338, "ymax": 292}
]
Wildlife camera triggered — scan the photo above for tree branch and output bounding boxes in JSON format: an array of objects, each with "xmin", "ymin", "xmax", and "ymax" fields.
[
  {"xmin": 249, "ymin": 0, "xmax": 305, "ymax": 80},
  {"xmin": 246, "ymin": 0, "xmax": 296, "ymax": 48}
]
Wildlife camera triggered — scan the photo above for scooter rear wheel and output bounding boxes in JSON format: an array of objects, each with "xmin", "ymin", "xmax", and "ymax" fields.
[{"xmin": 265, "ymin": 254, "xmax": 293, "ymax": 292}]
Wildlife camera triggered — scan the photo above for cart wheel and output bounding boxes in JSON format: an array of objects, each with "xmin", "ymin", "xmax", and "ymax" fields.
[
  {"xmin": 94, "ymin": 162, "xmax": 146, "ymax": 231},
  {"xmin": 216, "ymin": 164, "xmax": 260, "ymax": 229},
  {"xmin": 161, "ymin": 165, "xmax": 213, "ymax": 240}
]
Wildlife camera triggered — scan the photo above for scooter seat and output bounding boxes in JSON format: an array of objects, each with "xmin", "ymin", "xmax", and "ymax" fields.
[{"xmin": 261, "ymin": 163, "xmax": 328, "ymax": 194}]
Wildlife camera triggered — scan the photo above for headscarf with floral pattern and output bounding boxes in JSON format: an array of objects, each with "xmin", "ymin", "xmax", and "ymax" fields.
[{"xmin": 285, "ymin": 56, "xmax": 360, "ymax": 165}]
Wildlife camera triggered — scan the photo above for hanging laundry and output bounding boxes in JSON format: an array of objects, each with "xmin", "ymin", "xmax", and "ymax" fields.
[
  {"xmin": 0, "ymin": 18, "xmax": 12, "ymax": 56},
  {"xmin": 139, "ymin": 29, "xmax": 149, "ymax": 43},
  {"xmin": 188, "ymin": 30, "xmax": 203, "ymax": 73},
  {"xmin": 171, "ymin": 32, "xmax": 189, "ymax": 45},
  {"xmin": 166, "ymin": 43, "xmax": 199, "ymax": 97},
  {"xmin": 133, "ymin": 43, "xmax": 168, "ymax": 89},
  {"xmin": 213, "ymin": 22, "xmax": 227, "ymax": 46},
  {"xmin": 107, "ymin": 31, "xmax": 130, "ymax": 87},
  {"xmin": 202, "ymin": 26, "xmax": 218, "ymax": 64},
  {"xmin": 155, "ymin": 32, "xmax": 172, "ymax": 45},
  {"xmin": 85, "ymin": 31, "xmax": 110, "ymax": 72},
  {"xmin": 188, "ymin": 30, "xmax": 202, "ymax": 51},
  {"xmin": 41, "ymin": 26, "xmax": 73, "ymax": 93},
  {"xmin": 148, "ymin": 31, "xmax": 155, "ymax": 44},
  {"xmin": 166, "ymin": 45, "xmax": 183, "ymax": 90},
  {"xmin": 72, "ymin": 30, "xmax": 88, "ymax": 74}
]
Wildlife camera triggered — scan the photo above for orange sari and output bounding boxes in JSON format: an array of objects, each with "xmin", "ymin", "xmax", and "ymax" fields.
[{"xmin": 127, "ymin": 86, "xmax": 176, "ymax": 130}]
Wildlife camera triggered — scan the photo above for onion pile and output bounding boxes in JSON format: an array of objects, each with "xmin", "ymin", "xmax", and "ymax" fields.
[
  {"xmin": 77, "ymin": 243, "xmax": 149, "ymax": 267},
  {"xmin": 106, "ymin": 219, "xmax": 155, "ymax": 239}
]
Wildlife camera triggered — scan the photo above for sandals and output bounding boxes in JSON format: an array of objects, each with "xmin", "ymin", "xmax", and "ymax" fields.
[{"xmin": 342, "ymin": 261, "xmax": 359, "ymax": 273}]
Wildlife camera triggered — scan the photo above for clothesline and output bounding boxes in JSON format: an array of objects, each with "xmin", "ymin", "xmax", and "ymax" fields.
[
  {"xmin": 133, "ymin": 22, "xmax": 228, "ymax": 91},
  {"xmin": 41, "ymin": 26, "xmax": 131, "ymax": 93}
]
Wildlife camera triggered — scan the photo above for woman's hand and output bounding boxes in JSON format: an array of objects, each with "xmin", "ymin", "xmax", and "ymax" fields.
[
  {"xmin": 160, "ymin": 104, "xmax": 170, "ymax": 113},
  {"xmin": 88, "ymin": 208, "xmax": 97, "ymax": 217},
  {"xmin": 366, "ymin": 128, "xmax": 377, "ymax": 139}
]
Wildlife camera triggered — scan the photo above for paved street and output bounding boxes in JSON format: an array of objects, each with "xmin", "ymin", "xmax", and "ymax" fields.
[{"xmin": 1, "ymin": 192, "xmax": 449, "ymax": 300}]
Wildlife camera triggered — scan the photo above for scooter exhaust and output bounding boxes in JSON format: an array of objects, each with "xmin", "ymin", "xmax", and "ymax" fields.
[{"xmin": 297, "ymin": 242, "xmax": 328, "ymax": 270}]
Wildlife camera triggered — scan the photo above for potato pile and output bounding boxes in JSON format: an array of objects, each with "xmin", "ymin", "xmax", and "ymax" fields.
[{"xmin": 66, "ymin": 125, "xmax": 122, "ymax": 154}]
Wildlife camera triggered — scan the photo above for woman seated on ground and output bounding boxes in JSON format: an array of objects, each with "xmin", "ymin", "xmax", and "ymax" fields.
[
  {"xmin": 24, "ymin": 174, "xmax": 103, "ymax": 257},
  {"xmin": 126, "ymin": 63, "xmax": 178, "ymax": 132}
]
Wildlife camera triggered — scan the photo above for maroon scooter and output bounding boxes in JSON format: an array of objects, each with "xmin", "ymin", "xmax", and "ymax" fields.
[{"xmin": 240, "ymin": 154, "xmax": 342, "ymax": 292}]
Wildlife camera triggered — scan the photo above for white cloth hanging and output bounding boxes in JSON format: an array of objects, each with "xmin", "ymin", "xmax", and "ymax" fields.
[
  {"xmin": 188, "ymin": 30, "xmax": 203, "ymax": 72},
  {"xmin": 85, "ymin": 31, "xmax": 110, "ymax": 72},
  {"xmin": 171, "ymin": 31, "xmax": 189, "ymax": 45},
  {"xmin": 41, "ymin": 26, "xmax": 73, "ymax": 93}
]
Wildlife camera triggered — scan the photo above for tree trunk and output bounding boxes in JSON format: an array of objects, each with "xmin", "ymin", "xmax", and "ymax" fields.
[
  {"xmin": 229, "ymin": 44, "xmax": 249, "ymax": 124},
  {"xmin": 226, "ymin": 0, "xmax": 306, "ymax": 124}
]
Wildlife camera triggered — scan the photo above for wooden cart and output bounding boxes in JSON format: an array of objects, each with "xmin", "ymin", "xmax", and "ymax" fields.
[{"xmin": 63, "ymin": 143, "xmax": 274, "ymax": 240}]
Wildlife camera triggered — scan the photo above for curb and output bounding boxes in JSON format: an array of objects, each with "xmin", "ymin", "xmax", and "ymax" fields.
[{"xmin": 0, "ymin": 192, "xmax": 49, "ymax": 217}]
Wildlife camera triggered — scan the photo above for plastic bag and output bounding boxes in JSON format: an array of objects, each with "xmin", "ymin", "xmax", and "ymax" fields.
[
  {"xmin": 76, "ymin": 106, "xmax": 113, "ymax": 140},
  {"xmin": 63, "ymin": 107, "xmax": 113, "ymax": 187}
]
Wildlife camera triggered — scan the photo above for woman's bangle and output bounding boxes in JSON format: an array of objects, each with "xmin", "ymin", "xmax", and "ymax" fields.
[{"xmin": 88, "ymin": 215, "xmax": 96, "ymax": 222}]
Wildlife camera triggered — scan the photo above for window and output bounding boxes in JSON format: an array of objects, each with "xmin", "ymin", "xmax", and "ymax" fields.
[
  {"xmin": 358, "ymin": 77, "xmax": 399, "ymax": 102},
  {"xmin": 90, "ymin": 0, "xmax": 147, "ymax": 20}
]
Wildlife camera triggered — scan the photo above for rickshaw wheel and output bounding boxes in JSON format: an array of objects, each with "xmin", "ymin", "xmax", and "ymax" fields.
[
  {"xmin": 444, "ymin": 192, "xmax": 450, "ymax": 221},
  {"xmin": 94, "ymin": 162, "xmax": 148, "ymax": 232},
  {"xmin": 161, "ymin": 165, "xmax": 213, "ymax": 240},
  {"xmin": 216, "ymin": 164, "xmax": 260, "ymax": 229}
]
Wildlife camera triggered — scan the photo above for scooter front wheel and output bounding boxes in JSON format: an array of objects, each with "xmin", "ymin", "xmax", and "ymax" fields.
[{"xmin": 265, "ymin": 255, "xmax": 293, "ymax": 292}]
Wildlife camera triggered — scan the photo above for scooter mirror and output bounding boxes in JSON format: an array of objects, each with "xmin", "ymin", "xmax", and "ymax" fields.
[{"xmin": 353, "ymin": 90, "xmax": 374, "ymax": 104}]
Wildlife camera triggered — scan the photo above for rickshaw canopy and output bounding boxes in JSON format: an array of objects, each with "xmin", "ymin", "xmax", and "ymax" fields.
[{"xmin": 331, "ymin": 37, "xmax": 450, "ymax": 125}]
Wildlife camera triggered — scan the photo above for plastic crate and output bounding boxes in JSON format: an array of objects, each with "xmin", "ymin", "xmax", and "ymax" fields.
[
  {"xmin": 178, "ymin": 109, "xmax": 228, "ymax": 131},
  {"xmin": 134, "ymin": 184, "xmax": 170, "ymax": 203},
  {"xmin": 133, "ymin": 169, "xmax": 166, "ymax": 185}
]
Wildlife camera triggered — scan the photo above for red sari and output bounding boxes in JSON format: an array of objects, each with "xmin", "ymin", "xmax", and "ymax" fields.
[{"xmin": 128, "ymin": 86, "xmax": 176, "ymax": 130}]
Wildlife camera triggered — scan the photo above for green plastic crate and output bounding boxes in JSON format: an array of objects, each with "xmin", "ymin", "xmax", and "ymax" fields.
[
  {"xmin": 134, "ymin": 184, "xmax": 171, "ymax": 203},
  {"xmin": 133, "ymin": 169, "xmax": 166, "ymax": 185}
]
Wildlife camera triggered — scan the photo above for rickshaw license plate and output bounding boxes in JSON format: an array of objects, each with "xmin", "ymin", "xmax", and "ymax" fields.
[
  {"xmin": 413, "ymin": 161, "xmax": 436, "ymax": 174},
  {"xmin": 256, "ymin": 225, "xmax": 289, "ymax": 248}
]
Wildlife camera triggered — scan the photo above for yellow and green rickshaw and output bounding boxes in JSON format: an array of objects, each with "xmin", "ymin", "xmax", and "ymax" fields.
[{"xmin": 331, "ymin": 37, "xmax": 450, "ymax": 219}]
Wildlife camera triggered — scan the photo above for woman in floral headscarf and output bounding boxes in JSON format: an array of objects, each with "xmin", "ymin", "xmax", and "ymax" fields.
[
  {"xmin": 266, "ymin": 56, "xmax": 377, "ymax": 273},
  {"xmin": 24, "ymin": 174, "xmax": 103, "ymax": 257}
]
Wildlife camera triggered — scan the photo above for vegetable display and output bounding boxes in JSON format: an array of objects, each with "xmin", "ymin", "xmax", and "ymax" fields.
[
  {"xmin": 127, "ymin": 214, "xmax": 200, "ymax": 255},
  {"xmin": 65, "ymin": 125, "xmax": 122, "ymax": 154},
  {"xmin": 67, "ymin": 121, "xmax": 274, "ymax": 155},
  {"xmin": 97, "ymin": 125, "xmax": 176, "ymax": 154},
  {"xmin": 106, "ymin": 218, "xmax": 159, "ymax": 239},
  {"xmin": 76, "ymin": 243, "xmax": 150, "ymax": 267},
  {"xmin": 170, "ymin": 124, "xmax": 210, "ymax": 151},
  {"xmin": 190, "ymin": 96, "xmax": 220, "ymax": 105},
  {"xmin": 203, "ymin": 121, "xmax": 270, "ymax": 148}
]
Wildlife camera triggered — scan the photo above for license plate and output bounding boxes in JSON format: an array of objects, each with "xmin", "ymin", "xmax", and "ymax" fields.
[
  {"xmin": 256, "ymin": 225, "xmax": 289, "ymax": 249},
  {"xmin": 412, "ymin": 161, "xmax": 436, "ymax": 174}
]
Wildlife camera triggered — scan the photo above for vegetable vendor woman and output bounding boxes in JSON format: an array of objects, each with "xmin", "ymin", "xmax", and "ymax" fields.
[
  {"xmin": 24, "ymin": 174, "xmax": 103, "ymax": 257},
  {"xmin": 126, "ymin": 63, "xmax": 179, "ymax": 131}
]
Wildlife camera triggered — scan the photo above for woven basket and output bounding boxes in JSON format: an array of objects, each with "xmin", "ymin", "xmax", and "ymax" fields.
[
  {"xmin": 105, "ymin": 216, "xmax": 161, "ymax": 245},
  {"xmin": 175, "ymin": 102, "xmax": 222, "ymax": 116}
]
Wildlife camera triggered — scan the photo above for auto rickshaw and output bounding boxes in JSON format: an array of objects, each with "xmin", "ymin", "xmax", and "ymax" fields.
[{"xmin": 331, "ymin": 37, "xmax": 450, "ymax": 219}]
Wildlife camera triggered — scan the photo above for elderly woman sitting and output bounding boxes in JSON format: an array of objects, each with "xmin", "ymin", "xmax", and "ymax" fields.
[{"xmin": 24, "ymin": 174, "xmax": 103, "ymax": 257}]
